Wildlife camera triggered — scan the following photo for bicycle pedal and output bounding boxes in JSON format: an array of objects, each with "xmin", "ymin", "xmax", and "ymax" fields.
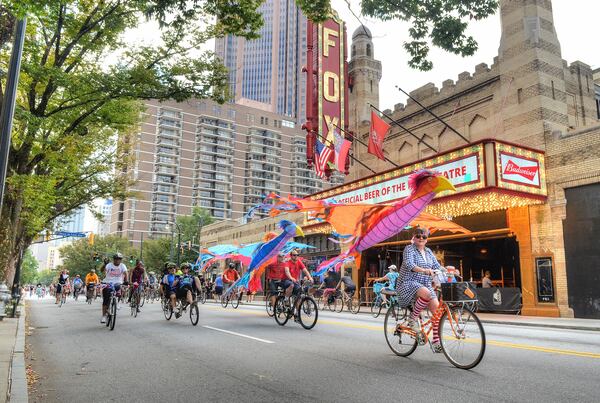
[{"xmin": 417, "ymin": 334, "xmax": 426, "ymax": 346}]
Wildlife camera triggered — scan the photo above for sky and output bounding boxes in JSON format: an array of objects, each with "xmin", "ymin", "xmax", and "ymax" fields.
[
  {"xmin": 331, "ymin": 0, "xmax": 600, "ymax": 110},
  {"xmin": 122, "ymin": 0, "xmax": 599, "ymax": 111}
]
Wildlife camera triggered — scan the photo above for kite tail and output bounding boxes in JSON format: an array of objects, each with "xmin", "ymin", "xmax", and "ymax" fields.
[{"xmin": 314, "ymin": 250, "xmax": 358, "ymax": 276}]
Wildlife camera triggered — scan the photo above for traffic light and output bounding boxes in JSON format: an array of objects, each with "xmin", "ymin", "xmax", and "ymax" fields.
[
  {"xmin": 93, "ymin": 252, "xmax": 100, "ymax": 263},
  {"xmin": 129, "ymin": 256, "xmax": 135, "ymax": 265},
  {"xmin": 88, "ymin": 232, "xmax": 95, "ymax": 246},
  {"xmin": 45, "ymin": 230, "xmax": 51, "ymax": 242}
]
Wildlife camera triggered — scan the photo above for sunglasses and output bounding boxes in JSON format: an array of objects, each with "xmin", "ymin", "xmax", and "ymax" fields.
[
  {"xmin": 291, "ymin": 254, "xmax": 299, "ymax": 257},
  {"xmin": 415, "ymin": 234, "xmax": 428, "ymax": 240}
]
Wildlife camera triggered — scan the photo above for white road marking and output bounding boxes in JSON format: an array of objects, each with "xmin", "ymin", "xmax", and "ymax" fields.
[{"xmin": 202, "ymin": 325, "xmax": 275, "ymax": 344}]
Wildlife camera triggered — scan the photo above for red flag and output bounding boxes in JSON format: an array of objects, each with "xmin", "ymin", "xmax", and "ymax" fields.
[
  {"xmin": 369, "ymin": 111, "xmax": 390, "ymax": 160},
  {"xmin": 333, "ymin": 129, "xmax": 351, "ymax": 173}
]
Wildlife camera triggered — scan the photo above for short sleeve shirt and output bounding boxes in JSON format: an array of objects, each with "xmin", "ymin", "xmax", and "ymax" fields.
[
  {"xmin": 104, "ymin": 263, "xmax": 127, "ymax": 285},
  {"xmin": 266, "ymin": 263, "xmax": 287, "ymax": 281},
  {"xmin": 287, "ymin": 259, "xmax": 306, "ymax": 280}
]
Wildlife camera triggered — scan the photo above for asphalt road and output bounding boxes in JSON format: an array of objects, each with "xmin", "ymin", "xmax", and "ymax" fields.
[{"xmin": 26, "ymin": 297, "xmax": 600, "ymax": 402}]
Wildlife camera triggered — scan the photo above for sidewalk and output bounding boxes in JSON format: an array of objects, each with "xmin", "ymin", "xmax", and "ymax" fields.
[
  {"xmin": 227, "ymin": 298, "xmax": 600, "ymax": 332},
  {"xmin": 0, "ymin": 305, "xmax": 28, "ymax": 403}
]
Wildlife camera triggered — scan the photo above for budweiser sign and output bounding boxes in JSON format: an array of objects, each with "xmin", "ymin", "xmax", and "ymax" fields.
[
  {"xmin": 503, "ymin": 160, "xmax": 538, "ymax": 181},
  {"xmin": 499, "ymin": 151, "xmax": 541, "ymax": 187}
]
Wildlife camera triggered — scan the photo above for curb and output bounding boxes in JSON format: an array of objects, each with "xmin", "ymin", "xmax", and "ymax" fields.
[
  {"xmin": 8, "ymin": 306, "xmax": 28, "ymax": 403},
  {"xmin": 479, "ymin": 319, "xmax": 600, "ymax": 332}
]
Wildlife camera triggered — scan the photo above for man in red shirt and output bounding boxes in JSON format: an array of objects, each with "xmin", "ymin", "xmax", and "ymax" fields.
[
  {"xmin": 222, "ymin": 263, "xmax": 240, "ymax": 292},
  {"xmin": 283, "ymin": 250, "xmax": 314, "ymax": 298},
  {"xmin": 266, "ymin": 253, "xmax": 288, "ymax": 306}
]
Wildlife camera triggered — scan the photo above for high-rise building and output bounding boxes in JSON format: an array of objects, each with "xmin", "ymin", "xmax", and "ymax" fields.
[
  {"xmin": 215, "ymin": 0, "xmax": 307, "ymax": 121},
  {"xmin": 109, "ymin": 99, "xmax": 332, "ymax": 244}
]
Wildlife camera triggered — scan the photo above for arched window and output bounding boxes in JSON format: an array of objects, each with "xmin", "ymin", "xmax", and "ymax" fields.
[
  {"xmin": 366, "ymin": 44, "xmax": 371, "ymax": 57},
  {"xmin": 352, "ymin": 45, "xmax": 356, "ymax": 57}
]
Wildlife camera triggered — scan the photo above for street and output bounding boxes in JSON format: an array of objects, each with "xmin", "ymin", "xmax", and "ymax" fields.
[{"xmin": 25, "ymin": 297, "xmax": 600, "ymax": 403}]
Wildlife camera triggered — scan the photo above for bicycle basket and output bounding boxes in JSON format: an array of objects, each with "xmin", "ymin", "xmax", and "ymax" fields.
[{"xmin": 441, "ymin": 282, "xmax": 478, "ymax": 302}]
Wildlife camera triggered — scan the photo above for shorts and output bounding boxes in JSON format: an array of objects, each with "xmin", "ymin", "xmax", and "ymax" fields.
[
  {"xmin": 56, "ymin": 284, "xmax": 64, "ymax": 294},
  {"xmin": 345, "ymin": 286, "xmax": 356, "ymax": 295},
  {"xmin": 282, "ymin": 279, "xmax": 300, "ymax": 295},
  {"xmin": 322, "ymin": 288, "xmax": 337, "ymax": 300},
  {"xmin": 102, "ymin": 284, "xmax": 122, "ymax": 307},
  {"xmin": 176, "ymin": 285, "xmax": 193, "ymax": 300},
  {"xmin": 214, "ymin": 286, "xmax": 223, "ymax": 295},
  {"xmin": 268, "ymin": 280, "xmax": 284, "ymax": 293}
]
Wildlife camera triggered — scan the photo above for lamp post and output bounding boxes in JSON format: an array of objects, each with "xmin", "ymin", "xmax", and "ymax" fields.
[{"xmin": 168, "ymin": 221, "xmax": 182, "ymax": 266}]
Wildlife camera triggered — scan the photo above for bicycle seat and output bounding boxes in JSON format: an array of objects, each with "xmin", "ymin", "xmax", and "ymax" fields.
[{"xmin": 381, "ymin": 289, "xmax": 397, "ymax": 296}]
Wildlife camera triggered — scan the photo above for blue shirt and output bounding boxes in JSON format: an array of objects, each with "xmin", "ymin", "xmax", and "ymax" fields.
[
  {"xmin": 163, "ymin": 274, "xmax": 176, "ymax": 290},
  {"xmin": 385, "ymin": 272, "xmax": 399, "ymax": 289},
  {"xmin": 215, "ymin": 276, "xmax": 223, "ymax": 287},
  {"xmin": 178, "ymin": 275, "xmax": 194, "ymax": 288}
]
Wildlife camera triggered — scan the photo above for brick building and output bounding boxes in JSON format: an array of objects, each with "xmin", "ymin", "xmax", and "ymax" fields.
[{"xmin": 327, "ymin": 0, "xmax": 600, "ymax": 318}]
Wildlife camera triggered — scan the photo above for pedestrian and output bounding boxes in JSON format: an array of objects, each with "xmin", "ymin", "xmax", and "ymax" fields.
[{"xmin": 482, "ymin": 271, "xmax": 494, "ymax": 288}]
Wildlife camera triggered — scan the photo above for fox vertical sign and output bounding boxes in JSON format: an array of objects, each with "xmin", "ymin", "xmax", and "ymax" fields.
[{"xmin": 304, "ymin": 14, "xmax": 350, "ymax": 179}]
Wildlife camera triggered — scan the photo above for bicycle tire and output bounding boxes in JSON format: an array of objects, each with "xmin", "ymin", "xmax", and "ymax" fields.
[
  {"xmin": 109, "ymin": 298, "xmax": 117, "ymax": 331},
  {"xmin": 139, "ymin": 291, "xmax": 145, "ymax": 308},
  {"xmin": 298, "ymin": 297, "xmax": 318, "ymax": 330},
  {"xmin": 348, "ymin": 296, "xmax": 360, "ymax": 314},
  {"xmin": 371, "ymin": 298, "xmax": 383, "ymax": 318},
  {"xmin": 106, "ymin": 313, "xmax": 111, "ymax": 327},
  {"xmin": 190, "ymin": 303, "xmax": 199, "ymax": 326},
  {"xmin": 439, "ymin": 306, "xmax": 486, "ymax": 370},
  {"xmin": 220, "ymin": 295, "xmax": 229, "ymax": 308},
  {"xmin": 265, "ymin": 295, "xmax": 275, "ymax": 317},
  {"xmin": 274, "ymin": 296, "xmax": 289, "ymax": 326},
  {"xmin": 199, "ymin": 290, "xmax": 206, "ymax": 305},
  {"xmin": 163, "ymin": 299, "xmax": 173, "ymax": 320},
  {"xmin": 384, "ymin": 305, "xmax": 417, "ymax": 357},
  {"xmin": 231, "ymin": 292, "xmax": 242, "ymax": 309},
  {"xmin": 334, "ymin": 296, "xmax": 344, "ymax": 313}
]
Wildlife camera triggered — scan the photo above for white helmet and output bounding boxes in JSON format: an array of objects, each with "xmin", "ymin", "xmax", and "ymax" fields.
[{"xmin": 388, "ymin": 264, "xmax": 398, "ymax": 272}]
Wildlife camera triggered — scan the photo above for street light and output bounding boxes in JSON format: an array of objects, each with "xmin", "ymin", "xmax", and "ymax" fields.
[{"xmin": 168, "ymin": 221, "xmax": 183, "ymax": 266}]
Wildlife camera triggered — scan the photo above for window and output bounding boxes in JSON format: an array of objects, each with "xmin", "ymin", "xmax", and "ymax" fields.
[
  {"xmin": 212, "ymin": 105, "xmax": 221, "ymax": 116},
  {"xmin": 228, "ymin": 109, "xmax": 236, "ymax": 119},
  {"xmin": 517, "ymin": 88, "xmax": 523, "ymax": 104},
  {"xmin": 366, "ymin": 44, "xmax": 371, "ymax": 57}
]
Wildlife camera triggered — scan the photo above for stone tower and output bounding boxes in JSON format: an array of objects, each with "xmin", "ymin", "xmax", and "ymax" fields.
[
  {"xmin": 497, "ymin": 0, "xmax": 569, "ymax": 148},
  {"xmin": 348, "ymin": 26, "xmax": 382, "ymax": 133}
]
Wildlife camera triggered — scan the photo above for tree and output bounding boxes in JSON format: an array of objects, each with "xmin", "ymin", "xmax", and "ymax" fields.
[
  {"xmin": 297, "ymin": 0, "xmax": 498, "ymax": 70},
  {"xmin": 0, "ymin": 0, "xmax": 263, "ymax": 284},
  {"xmin": 176, "ymin": 207, "xmax": 214, "ymax": 245},
  {"xmin": 20, "ymin": 249, "xmax": 38, "ymax": 284},
  {"xmin": 59, "ymin": 235, "xmax": 135, "ymax": 279},
  {"xmin": 141, "ymin": 237, "xmax": 171, "ymax": 272}
]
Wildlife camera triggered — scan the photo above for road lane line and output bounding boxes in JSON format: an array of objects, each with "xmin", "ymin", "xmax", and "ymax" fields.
[{"xmin": 202, "ymin": 325, "xmax": 275, "ymax": 344}]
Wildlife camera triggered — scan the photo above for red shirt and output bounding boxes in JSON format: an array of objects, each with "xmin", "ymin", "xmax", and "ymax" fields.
[
  {"xmin": 266, "ymin": 262, "xmax": 287, "ymax": 281},
  {"xmin": 223, "ymin": 269, "xmax": 239, "ymax": 283},
  {"xmin": 287, "ymin": 259, "xmax": 306, "ymax": 280}
]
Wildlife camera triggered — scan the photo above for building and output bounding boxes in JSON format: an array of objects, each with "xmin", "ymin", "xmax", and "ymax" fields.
[
  {"xmin": 110, "ymin": 99, "xmax": 337, "ymax": 245},
  {"xmin": 336, "ymin": 0, "xmax": 599, "ymax": 318},
  {"xmin": 96, "ymin": 198, "xmax": 113, "ymax": 236},
  {"xmin": 215, "ymin": 0, "xmax": 307, "ymax": 121}
]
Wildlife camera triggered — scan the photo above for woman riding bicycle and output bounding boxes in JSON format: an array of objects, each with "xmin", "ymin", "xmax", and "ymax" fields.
[
  {"xmin": 372, "ymin": 264, "xmax": 399, "ymax": 305},
  {"xmin": 397, "ymin": 227, "xmax": 444, "ymax": 353}
]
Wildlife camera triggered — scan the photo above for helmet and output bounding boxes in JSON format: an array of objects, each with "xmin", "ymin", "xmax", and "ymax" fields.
[
  {"xmin": 166, "ymin": 262, "xmax": 176, "ymax": 270},
  {"xmin": 91, "ymin": 269, "xmax": 95, "ymax": 273},
  {"xmin": 388, "ymin": 264, "xmax": 398, "ymax": 272},
  {"xmin": 76, "ymin": 274, "xmax": 80, "ymax": 277},
  {"xmin": 113, "ymin": 253, "xmax": 123, "ymax": 259},
  {"xmin": 181, "ymin": 263, "xmax": 192, "ymax": 270},
  {"xmin": 228, "ymin": 262, "xmax": 236, "ymax": 269}
]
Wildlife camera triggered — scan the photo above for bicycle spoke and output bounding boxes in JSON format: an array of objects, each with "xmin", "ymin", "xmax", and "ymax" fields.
[{"xmin": 439, "ymin": 306, "xmax": 486, "ymax": 369}]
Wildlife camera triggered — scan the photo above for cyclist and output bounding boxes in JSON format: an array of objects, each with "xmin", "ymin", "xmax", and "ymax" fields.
[
  {"xmin": 55, "ymin": 269, "xmax": 70, "ymax": 304},
  {"xmin": 128, "ymin": 260, "xmax": 148, "ymax": 309},
  {"xmin": 318, "ymin": 270, "xmax": 339, "ymax": 304},
  {"xmin": 100, "ymin": 253, "xmax": 128, "ymax": 324},
  {"xmin": 337, "ymin": 274, "xmax": 356, "ymax": 296},
  {"xmin": 222, "ymin": 263, "xmax": 240, "ymax": 292},
  {"xmin": 85, "ymin": 269, "xmax": 99, "ymax": 300},
  {"xmin": 174, "ymin": 263, "xmax": 201, "ymax": 317},
  {"xmin": 372, "ymin": 264, "xmax": 399, "ymax": 305},
  {"xmin": 283, "ymin": 250, "xmax": 314, "ymax": 315},
  {"xmin": 72, "ymin": 275, "xmax": 84, "ymax": 299},
  {"xmin": 162, "ymin": 263, "xmax": 178, "ymax": 312},
  {"xmin": 397, "ymin": 227, "xmax": 444, "ymax": 352},
  {"xmin": 213, "ymin": 274, "xmax": 223, "ymax": 299},
  {"xmin": 266, "ymin": 253, "xmax": 287, "ymax": 307}
]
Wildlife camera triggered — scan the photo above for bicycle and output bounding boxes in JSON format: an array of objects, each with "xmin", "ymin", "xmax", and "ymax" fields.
[
  {"xmin": 371, "ymin": 283, "xmax": 397, "ymax": 318},
  {"xmin": 59, "ymin": 285, "xmax": 70, "ymax": 308},
  {"xmin": 383, "ymin": 282, "xmax": 485, "ymax": 369},
  {"xmin": 220, "ymin": 284, "xmax": 241, "ymax": 308},
  {"xmin": 273, "ymin": 280, "xmax": 318, "ymax": 330},
  {"xmin": 86, "ymin": 283, "xmax": 96, "ymax": 304},
  {"xmin": 130, "ymin": 282, "xmax": 143, "ymax": 318},
  {"xmin": 335, "ymin": 289, "xmax": 360, "ymax": 314},
  {"xmin": 197, "ymin": 286, "xmax": 207, "ymax": 305},
  {"xmin": 102, "ymin": 284, "xmax": 121, "ymax": 331},
  {"xmin": 173, "ymin": 295, "xmax": 200, "ymax": 326},
  {"xmin": 265, "ymin": 282, "xmax": 286, "ymax": 317}
]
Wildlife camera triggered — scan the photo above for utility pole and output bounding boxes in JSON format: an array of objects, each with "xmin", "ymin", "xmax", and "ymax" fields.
[
  {"xmin": 0, "ymin": 18, "xmax": 27, "ymax": 216},
  {"xmin": 139, "ymin": 232, "xmax": 144, "ymax": 261}
]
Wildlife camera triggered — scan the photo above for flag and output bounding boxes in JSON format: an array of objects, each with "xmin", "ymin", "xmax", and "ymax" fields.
[
  {"xmin": 315, "ymin": 140, "xmax": 333, "ymax": 178},
  {"xmin": 332, "ymin": 129, "xmax": 351, "ymax": 173},
  {"xmin": 369, "ymin": 111, "xmax": 390, "ymax": 160}
]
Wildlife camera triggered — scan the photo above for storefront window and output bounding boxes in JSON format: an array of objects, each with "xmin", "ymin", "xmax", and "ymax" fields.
[{"xmin": 535, "ymin": 257, "xmax": 554, "ymax": 303}]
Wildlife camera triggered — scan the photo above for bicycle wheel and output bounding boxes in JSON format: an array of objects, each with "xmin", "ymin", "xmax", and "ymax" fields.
[
  {"xmin": 231, "ymin": 292, "xmax": 242, "ymax": 309},
  {"xmin": 130, "ymin": 299, "xmax": 135, "ymax": 316},
  {"xmin": 163, "ymin": 299, "xmax": 173, "ymax": 320},
  {"xmin": 439, "ymin": 306, "xmax": 486, "ymax": 369},
  {"xmin": 265, "ymin": 294, "xmax": 275, "ymax": 317},
  {"xmin": 220, "ymin": 294, "xmax": 229, "ymax": 308},
  {"xmin": 348, "ymin": 296, "xmax": 360, "ymax": 314},
  {"xmin": 274, "ymin": 296, "xmax": 289, "ymax": 326},
  {"xmin": 139, "ymin": 291, "xmax": 145, "ymax": 308},
  {"xmin": 334, "ymin": 295, "xmax": 344, "ymax": 313},
  {"xmin": 109, "ymin": 298, "xmax": 117, "ymax": 331},
  {"xmin": 199, "ymin": 290, "xmax": 206, "ymax": 304},
  {"xmin": 190, "ymin": 303, "xmax": 199, "ymax": 326},
  {"xmin": 298, "ymin": 297, "xmax": 318, "ymax": 330},
  {"xmin": 371, "ymin": 298, "xmax": 383, "ymax": 318},
  {"xmin": 384, "ymin": 305, "xmax": 417, "ymax": 357}
]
